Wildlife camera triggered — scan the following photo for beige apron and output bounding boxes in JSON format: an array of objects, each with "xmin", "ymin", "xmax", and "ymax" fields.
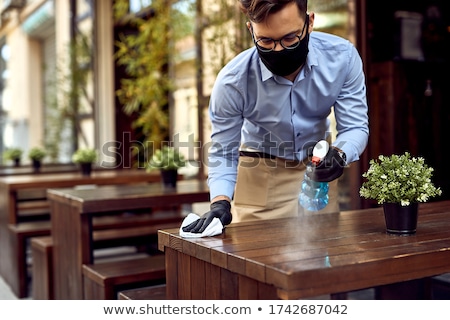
[{"xmin": 231, "ymin": 155, "xmax": 339, "ymax": 223}]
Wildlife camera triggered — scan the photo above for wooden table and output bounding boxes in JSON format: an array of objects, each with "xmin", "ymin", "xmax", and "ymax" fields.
[
  {"xmin": 0, "ymin": 169, "xmax": 161, "ymax": 224},
  {"xmin": 0, "ymin": 169, "xmax": 161, "ymax": 297},
  {"xmin": 158, "ymin": 200, "xmax": 450, "ymax": 299},
  {"xmin": 48, "ymin": 179, "xmax": 210, "ymax": 299}
]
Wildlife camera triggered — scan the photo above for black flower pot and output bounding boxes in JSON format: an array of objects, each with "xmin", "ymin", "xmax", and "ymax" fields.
[
  {"xmin": 80, "ymin": 163, "xmax": 92, "ymax": 176},
  {"xmin": 160, "ymin": 169, "xmax": 178, "ymax": 189},
  {"xmin": 32, "ymin": 160, "xmax": 41, "ymax": 172},
  {"xmin": 14, "ymin": 158, "xmax": 20, "ymax": 167},
  {"xmin": 383, "ymin": 202, "xmax": 418, "ymax": 235}
]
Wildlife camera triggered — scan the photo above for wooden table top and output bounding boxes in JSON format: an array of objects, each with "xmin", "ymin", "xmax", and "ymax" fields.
[
  {"xmin": 47, "ymin": 179, "xmax": 210, "ymax": 214},
  {"xmin": 0, "ymin": 169, "xmax": 160, "ymax": 190},
  {"xmin": 158, "ymin": 200, "xmax": 450, "ymax": 299},
  {"xmin": 0, "ymin": 163, "xmax": 78, "ymax": 176}
]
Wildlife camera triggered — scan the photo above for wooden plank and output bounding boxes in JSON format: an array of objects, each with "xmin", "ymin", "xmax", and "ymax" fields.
[
  {"xmin": 205, "ymin": 263, "xmax": 221, "ymax": 300},
  {"xmin": 190, "ymin": 256, "xmax": 206, "ymax": 299},
  {"xmin": 17, "ymin": 200, "xmax": 49, "ymax": 210},
  {"xmin": 227, "ymin": 251, "xmax": 246, "ymax": 275},
  {"xmin": 220, "ymin": 268, "xmax": 238, "ymax": 299},
  {"xmin": 238, "ymin": 275, "xmax": 258, "ymax": 299},
  {"xmin": 177, "ymin": 251, "xmax": 191, "ymax": 299},
  {"xmin": 31, "ymin": 236, "xmax": 54, "ymax": 300},
  {"xmin": 184, "ymin": 238, "xmax": 212, "ymax": 263},
  {"xmin": 165, "ymin": 247, "xmax": 179, "ymax": 299},
  {"xmin": 158, "ymin": 229, "xmax": 170, "ymax": 252},
  {"xmin": 51, "ymin": 200, "xmax": 89, "ymax": 300},
  {"xmin": 257, "ymin": 281, "xmax": 280, "ymax": 300},
  {"xmin": 211, "ymin": 248, "xmax": 228, "ymax": 269},
  {"xmin": 82, "ymin": 255, "xmax": 166, "ymax": 286},
  {"xmin": 17, "ymin": 189, "xmax": 48, "ymax": 200}
]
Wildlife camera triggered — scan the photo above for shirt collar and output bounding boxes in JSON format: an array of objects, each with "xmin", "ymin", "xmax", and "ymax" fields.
[{"xmin": 260, "ymin": 62, "xmax": 273, "ymax": 81}]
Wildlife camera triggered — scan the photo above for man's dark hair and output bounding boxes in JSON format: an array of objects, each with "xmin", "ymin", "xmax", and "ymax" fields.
[{"xmin": 238, "ymin": 0, "xmax": 307, "ymax": 23}]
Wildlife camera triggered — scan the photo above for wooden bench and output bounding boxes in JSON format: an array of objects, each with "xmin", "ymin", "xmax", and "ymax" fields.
[
  {"xmin": 30, "ymin": 209, "xmax": 183, "ymax": 299},
  {"xmin": 31, "ymin": 236, "xmax": 54, "ymax": 300},
  {"xmin": 82, "ymin": 255, "xmax": 166, "ymax": 300},
  {"xmin": 5, "ymin": 221, "xmax": 51, "ymax": 298},
  {"xmin": 1, "ymin": 190, "xmax": 52, "ymax": 298},
  {"xmin": 13, "ymin": 190, "xmax": 50, "ymax": 224},
  {"xmin": 118, "ymin": 284, "xmax": 166, "ymax": 300},
  {"xmin": 0, "ymin": 170, "xmax": 167, "ymax": 298},
  {"xmin": 16, "ymin": 200, "xmax": 50, "ymax": 222}
]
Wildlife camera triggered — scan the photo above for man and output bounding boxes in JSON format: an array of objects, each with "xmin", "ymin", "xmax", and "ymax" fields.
[{"xmin": 183, "ymin": 0, "xmax": 369, "ymax": 233}]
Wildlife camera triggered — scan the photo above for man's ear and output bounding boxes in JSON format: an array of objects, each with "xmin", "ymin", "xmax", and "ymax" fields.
[
  {"xmin": 246, "ymin": 21, "xmax": 251, "ymax": 32},
  {"xmin": 307, "ymin": 12, "xmax": 315, "ymax": 32}
]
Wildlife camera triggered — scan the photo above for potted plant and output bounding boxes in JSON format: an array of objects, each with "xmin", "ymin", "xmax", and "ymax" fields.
[
  {"xmin": 72, "ymin": 148, "xmax": 98, "ymax": 176},
  {"xmin": 4, "ymin": 148, "xmax": 23, "ymax": 167},
  {"xmin": 28, "ymin": 147, "xmax": 47, "ymax": 172},
  {"xmin": 360, "ymin": 152, "xmax": 442, "ymax": 234},
  {"xmin": 147, "ymin": 146, "xmax": 186, "ymax": 188}
]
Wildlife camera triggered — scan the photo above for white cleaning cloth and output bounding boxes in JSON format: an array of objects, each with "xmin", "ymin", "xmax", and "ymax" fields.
[{"xmin": 179, "ymin": 213, "xmax": 224, "ymax": 238}]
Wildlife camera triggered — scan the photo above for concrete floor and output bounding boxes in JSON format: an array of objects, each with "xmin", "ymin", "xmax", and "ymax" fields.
[{"xmin": 0, "ymin": 276, "xmax": 19, "ymax": 300}]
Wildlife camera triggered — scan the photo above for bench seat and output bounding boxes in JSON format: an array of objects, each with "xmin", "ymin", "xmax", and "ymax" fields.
[
  {"xmin": 82, "ymin": 255, "xmax": 166, "ymax": 299},
  {"xmin": 5, "ymin": 221, "xmax": 51, "ymax": 298},
  {"xmin": 17, "ymin": 200, "xmax": 50, "ymax": 222}
]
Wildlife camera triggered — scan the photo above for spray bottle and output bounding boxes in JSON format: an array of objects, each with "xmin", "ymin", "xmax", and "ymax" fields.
[{"xmin": 299, "ymin": 140, "xmax": 329, "ymax": 211}]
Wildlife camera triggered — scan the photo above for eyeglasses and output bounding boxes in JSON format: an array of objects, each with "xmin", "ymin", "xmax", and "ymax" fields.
[{"xmin": 252, "ymin": 14, "xmax": 309, "ymax": 53}]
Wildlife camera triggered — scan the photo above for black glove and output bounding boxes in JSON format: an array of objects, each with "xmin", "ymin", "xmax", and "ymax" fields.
[
  {"xmin": 182, "ymin": 200, "xmax": 232, "ymax": 233},
  {"xmin": 306, "ymin": 147, "xmax": 346, "ymax": 182}
]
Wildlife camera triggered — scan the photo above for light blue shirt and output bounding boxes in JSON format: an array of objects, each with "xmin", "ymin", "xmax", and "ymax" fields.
[{"xmin": 207, "ymin": 31, "xmax": 369, "ymax": 200}]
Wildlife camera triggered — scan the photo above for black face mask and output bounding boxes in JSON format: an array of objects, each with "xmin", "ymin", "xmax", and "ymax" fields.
[{"xmin": 257, "ymin": 32, "xmax": 310, "ymax": 76}]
